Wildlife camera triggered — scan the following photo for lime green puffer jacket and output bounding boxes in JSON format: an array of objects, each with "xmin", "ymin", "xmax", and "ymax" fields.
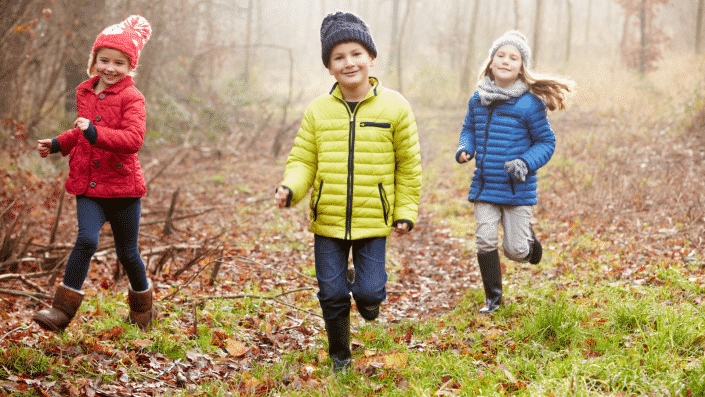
[{"xmin": 281, "ymin": 78, "xmax": 422, "ymax": 240}]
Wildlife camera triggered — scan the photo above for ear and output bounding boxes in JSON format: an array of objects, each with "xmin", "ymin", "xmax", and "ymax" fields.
[{"xmin": 369, "ymin": 55, "xmax": 375, "ymax": 67}]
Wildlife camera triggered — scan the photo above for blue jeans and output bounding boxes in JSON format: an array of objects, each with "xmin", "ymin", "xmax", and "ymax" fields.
[
  {"xmin": 314, "ymin": 234, "xmax": 387, "ymax": 321},
  {"xmin": 62, "ymin": 196, "xmax": 148, "ymax": 292}
]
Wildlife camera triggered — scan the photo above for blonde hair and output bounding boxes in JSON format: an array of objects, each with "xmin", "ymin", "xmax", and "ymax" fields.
[
  {"xmin": 478, "ymin": 56, "xmax": 574, "ymax": 111},
  {"xmin": 86, "ymin": 48, "xmax": 136, "ymax": 77}
]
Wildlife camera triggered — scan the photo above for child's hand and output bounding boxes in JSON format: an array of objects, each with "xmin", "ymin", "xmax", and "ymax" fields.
[
  {"xmin": 394, "ymin": 222, "xmax": 410, "ymax": 234},
  {"xmin": 457, "ymin": 151, "xmax": 472, "ymax": 163},
  {"xmin": 504, "ymin": 159, "xmax": 528, "ymax": 182},
  {"xmin": 37, "ymin": 139, "xmax": 52, "ymax": 158},
  {"xmin": 73, "ymin": 117, "xmax": 90, "ymax": 131},
  {"xmin": 275, "ymin": 186, "xmax": 291, "ymax": 208}
]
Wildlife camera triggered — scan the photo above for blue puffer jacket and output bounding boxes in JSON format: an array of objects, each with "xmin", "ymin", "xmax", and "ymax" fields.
[{"xmin": 455, "ymin": 91, "xmax": 555, "ymax": 206}]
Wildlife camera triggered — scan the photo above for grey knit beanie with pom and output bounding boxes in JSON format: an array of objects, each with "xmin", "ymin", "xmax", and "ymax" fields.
[
  {"xmin": 320, "ymin": 11, "xmax": 377, "ymax": 67},
  {"xmin": 488, "ymin": 30, "xmax": 532, "ymax": 67}
]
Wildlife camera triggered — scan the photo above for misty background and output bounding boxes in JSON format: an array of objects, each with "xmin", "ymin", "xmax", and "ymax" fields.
[{"xmin": 1, "ymin": 0, "xmax": 703, "ymax": 155}]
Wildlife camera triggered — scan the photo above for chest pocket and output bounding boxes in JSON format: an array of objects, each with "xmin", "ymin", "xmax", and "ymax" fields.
[
  {"xmin": 359, "ymin": 122, "xmax": 392, "ymax": 129},
  {"xmin": 497, "ymin": 111, "xmax": 521, "ymax": 120}
]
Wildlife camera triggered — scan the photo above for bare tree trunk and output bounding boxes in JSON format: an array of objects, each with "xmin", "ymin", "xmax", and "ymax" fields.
[
  {"xmin": 696, "ymin": 0, "xmax": 704, "ymax": 53},
  {"xmin": 388, "ymin": 0, "xmax": 400, "ymax": 75},
  {"xmin": 565, "ymin": 0, "xmax": 572, "ymax": 63},
  {"xmin": 396, "ymin": 0, "xmax": 413, "ymax": 93},
  {"xmin": 514, "ymin": 0, "xmax": 520, "ymax": 30},
  {"xmin": 459, "ymin": 0, "xmax": 481, "ymax": 94},
  {"xmin": 640, "ymin": 0, "xmax": 646, "ymax": 74},
  {"xmin": 243, "ymin": 0, "xmax": 254, "ymax": 86},
  {"xmin": 533, "ymin": 0, "xmax": 543, "ymax": 68},
  {"xmin": 0, "ymin": 0, "xmax": 35, "ymax": 121},
  {"xmin": 64, "ymin": 0, "xmax": 105, "ymax": 116}
]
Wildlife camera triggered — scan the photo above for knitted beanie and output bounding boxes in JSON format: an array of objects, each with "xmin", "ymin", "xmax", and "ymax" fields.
[
  {"xmin": 92, "ymin": 15, "xmax": 152, "ymax": 69},
  {"xmin": 320, "ymin": 11, "xmax": 377, "ymax": 67},
  {"xmin": 488, "ymin": 30, "xmax": 531, "ymax": 68}
]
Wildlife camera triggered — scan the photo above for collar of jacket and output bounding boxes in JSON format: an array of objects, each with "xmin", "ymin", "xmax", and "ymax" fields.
[
  {"xmin": 473, "ymin": 91, "xmax": 522, "ymax": 106},
  {"xmin": 77, "ymin": 75, "xmax": 135, "ymax": 95},
  {"xmin": 329, "ymin": 76, "xmax": 380, "ymax": 101}
]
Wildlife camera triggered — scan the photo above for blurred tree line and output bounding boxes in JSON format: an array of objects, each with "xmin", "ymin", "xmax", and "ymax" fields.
[{"xmin": 0, "ymin": 0, "xmax": 702, "ymax": 155}]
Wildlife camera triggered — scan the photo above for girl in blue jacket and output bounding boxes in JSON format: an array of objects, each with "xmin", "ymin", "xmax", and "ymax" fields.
[{"xmin": 456, "ymin": 30, "xmax": 573, "ymax": 313}]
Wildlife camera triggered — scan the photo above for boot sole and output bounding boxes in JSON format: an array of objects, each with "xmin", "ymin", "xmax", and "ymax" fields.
[{"xmin": 32, "ymin": 314, "xmax": 63, "ymax": 333}]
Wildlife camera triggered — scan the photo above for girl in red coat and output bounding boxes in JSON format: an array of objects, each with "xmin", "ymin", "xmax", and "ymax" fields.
[{"xmin": 34, "ymin": 15, "xmax": 156, "ymax": 332}]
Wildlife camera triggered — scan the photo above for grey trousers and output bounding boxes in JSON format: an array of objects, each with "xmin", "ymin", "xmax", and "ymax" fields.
[{"xmin": 474, "ymin": 201, "xmax": 532, "ymax": 262}]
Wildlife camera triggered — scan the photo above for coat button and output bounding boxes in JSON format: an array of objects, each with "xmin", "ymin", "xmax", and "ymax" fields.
[
  {"xmin": 89, "ymin": 182, "xmax": 96, "ymax": 188},
  {"xmin": 93, "ymin": 160, "xmax": 99, "ymax": 167},
  {"xmin": 95, "ymin": 116, "xmax": 101, "ymax": 122},
  {"xmin": 116, "ymin": 163, "xmax": 122, "ymax": 169},
  {"xmin": 99, "ymin": 93, "xmax": 105, "ymax": 99}
]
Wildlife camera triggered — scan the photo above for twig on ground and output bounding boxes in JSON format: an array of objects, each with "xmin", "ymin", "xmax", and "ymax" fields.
[
  {"xmin": 139, "ymin": 208, "xmax": 217, "ymax": 227},
  {"xmin": 0, "ymin": 326, "xmax": 30, "ymax": 343},
  {"xmin": 221, "ymin": 255, "xmax": 317, "ymax": 283},
  {"xmin": 0, "ymin": 288, "xmax": 51, "ymax": 301},
  {"xmin": 201, "ymin": 287, "xmax": 321, "ymax": 318}
]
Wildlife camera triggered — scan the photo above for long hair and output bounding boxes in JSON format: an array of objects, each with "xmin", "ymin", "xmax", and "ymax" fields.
[{"xmin": 478, "ymin": 56, "xmax": 574, "ymax": 111}]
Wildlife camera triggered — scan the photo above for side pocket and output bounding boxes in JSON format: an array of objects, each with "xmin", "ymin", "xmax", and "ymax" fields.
[
  {"xmin": 509, "ymin": 176, "xmax": 516, "ymax": 195},
  {"xmin": 378, "ymin": 183, "xmax": 390, "ymax": 225},
  {"xmin": 313, "ymin": 180, "xmax": 324, "ymax": 221}
]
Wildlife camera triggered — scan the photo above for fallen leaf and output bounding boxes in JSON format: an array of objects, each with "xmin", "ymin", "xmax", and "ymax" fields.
[{"xmin": 226, "ymin": 339, "xmax": 249, "ymax": 357}]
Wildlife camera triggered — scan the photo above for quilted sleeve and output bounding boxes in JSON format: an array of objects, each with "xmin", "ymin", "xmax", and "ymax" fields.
[
  {"xmin": 392, "ymin": 103, "xmax": 422, "ymax": 226},
  {"xmin": 281, "ymin": 107, "xmax": 318, "ymax": 206}
]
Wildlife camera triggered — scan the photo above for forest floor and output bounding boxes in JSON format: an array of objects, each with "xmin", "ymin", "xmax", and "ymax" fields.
[{"xmin": 1, "ymin": 63, "xmax": 705, "ymax": 396}]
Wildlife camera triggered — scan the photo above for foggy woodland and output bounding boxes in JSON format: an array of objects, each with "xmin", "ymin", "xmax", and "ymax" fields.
[
  {"xmin": 1, "ymin": 0, "xmax": 705, "ymax": 396},
  {"xmin": 1, "ymin": 0, "xmax": 703, "ymax": 149}
]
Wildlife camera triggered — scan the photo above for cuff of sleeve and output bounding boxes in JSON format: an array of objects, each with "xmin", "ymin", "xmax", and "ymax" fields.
[
  {"xmin": 455, "ymin": 150, "xmax": 472, "ymax": 163},
  {"xmin": 393, "ymin": 219, "xmax": 414, "ymax": 231},
  {"xmin": 83, "ymin": 122, "xmax": 97, "ymax": 145},
  {"xmin": 278, "ymin": 186, "xmax": 293, "ymax": 207},
  {"xmin": 50, "ymin": 138, "xmax": 61, "ymax": 154}
]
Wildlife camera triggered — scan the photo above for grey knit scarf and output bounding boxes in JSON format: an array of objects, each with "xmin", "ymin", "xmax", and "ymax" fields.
[{"xmin": 477, "ymin": 76, "xmax": 528, "ymax": 106}]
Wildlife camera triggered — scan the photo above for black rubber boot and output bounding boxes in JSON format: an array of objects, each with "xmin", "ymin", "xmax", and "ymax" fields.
[
  {"xmin": 324, "ymin": 316, "xmax": 351, "ymax": 373},
  {"xmin": 477, "ymin": 250, "xmax": 502, "ymax": 314},
  {"xmin": 528, "ymin": 226, "xmax": 542, "ymax": 265}
]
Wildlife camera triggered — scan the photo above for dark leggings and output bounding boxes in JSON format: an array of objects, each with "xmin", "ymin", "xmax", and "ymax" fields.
[{"xmin": 62, "ymin": 195, "xmax": 148, "ymax": 292}]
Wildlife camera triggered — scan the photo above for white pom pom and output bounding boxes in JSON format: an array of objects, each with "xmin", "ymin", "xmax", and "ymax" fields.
[{"xmin": 120, "ymin": 15, "xmax": 151, "ymax": 43}]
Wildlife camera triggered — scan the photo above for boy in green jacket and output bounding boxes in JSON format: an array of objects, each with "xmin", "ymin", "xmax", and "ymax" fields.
[{"xmin": 274, "ymin": 11, "xmax": 422, "ymax": 373}]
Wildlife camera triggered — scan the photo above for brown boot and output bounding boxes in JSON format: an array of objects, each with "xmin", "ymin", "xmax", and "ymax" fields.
[
  {"xmin": 127, "ymin": 281, "xmax": 157, "ymax": 331},
  {"xmin": 33, "ymin": 283, "xmax": 84, "ymax": 332}
]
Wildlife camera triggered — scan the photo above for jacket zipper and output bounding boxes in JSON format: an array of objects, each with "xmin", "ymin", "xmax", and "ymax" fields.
[
  {"xmin": 473, "ymin": 102, "xmax": 499, "ymax": 201},
  {"xmin": 313, "ymin": 180, "xmax": 324, "ymax": 221},
  {"xmin": 341, "ymin": 100, "xmax": 357, "ymax": 240}
]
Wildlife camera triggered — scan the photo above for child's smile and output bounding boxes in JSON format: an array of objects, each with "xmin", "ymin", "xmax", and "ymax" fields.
[
  {"xmin": 94, "ymin": 47, "xmax": 131, "ymax": 93},
  {"xmin": 328, "ymin": 41, "xmax": 375, "ymax": 100}
]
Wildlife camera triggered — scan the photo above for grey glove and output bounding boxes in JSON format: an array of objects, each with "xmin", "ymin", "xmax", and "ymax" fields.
[{"xmin": 504, "ymin": 159, "xmax": 528, "ymax": 182}]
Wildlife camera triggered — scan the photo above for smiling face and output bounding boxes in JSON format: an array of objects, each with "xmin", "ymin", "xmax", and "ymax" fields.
[
  {"xmin": 489, "ymin": 44, "xmax": 523, "ymax": 88},
  {"xmin": 327, "ymin": 41, "xmax": 375, "ymax": 100},
  {"xmin": 93, "ymin": 47, "xmax": 131, "ymax": 92}
]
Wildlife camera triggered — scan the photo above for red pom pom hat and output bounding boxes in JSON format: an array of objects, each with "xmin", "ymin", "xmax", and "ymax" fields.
[{"xmin": 91, "ymin": 15, "xmax": 152, "ymax": 69}]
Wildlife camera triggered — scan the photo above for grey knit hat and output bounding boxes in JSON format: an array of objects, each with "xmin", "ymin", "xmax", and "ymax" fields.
[
  {"xmin": 320, "ymin": 11, "xmax": 377, "ymax": 67},
  {"xmin": 489, "ymin": 30, "xmax": 532, "ymax": 67}
]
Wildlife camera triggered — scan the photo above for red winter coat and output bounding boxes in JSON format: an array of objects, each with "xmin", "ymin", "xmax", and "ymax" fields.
[{"xmin": 56, "ymin": 75, "xmax": 147, "ymax": 198}]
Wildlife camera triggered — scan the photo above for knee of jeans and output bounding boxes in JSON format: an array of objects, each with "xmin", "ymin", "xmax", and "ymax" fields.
[
  {"xmin": 352, "ymin": 284, "xmax": 385, "ymax": 305},
  {"xmin": 504, "ymin": 244, "xmax": 530, "ymax": 262},
  {"xmin": 74, "ymin": 234, "xmax": 99, "ymax": 252},
  {"xmin": 476, "ymin": 236, "xmax": 497, "ymax": 254},
  {"xmin": 317, "ymin": 284, "xmax": 350, "ymax": 303},
  {"xmin": 116, "ymin": 249, "xmax": 142, "ymax": 266}
]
